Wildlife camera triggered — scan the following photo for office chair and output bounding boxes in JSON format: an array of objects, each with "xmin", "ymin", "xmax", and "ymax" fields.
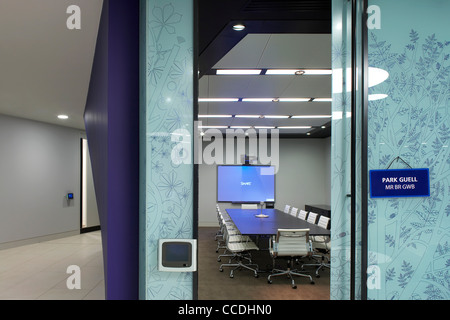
[
  {"xmin": 216, "ymin": 210, "xmax": 246, "ymax": 254},
  {"xmin": 215, "ymin": 205, "xmax": 234, "ymax": 244},
  {"xmin": 302, "ymin": 216, "xmax": 331, "ymax": 278},
  {"xmin": 215, "ymin": 205, "xmax": 224, "ymax": 241},
  {"xmin": 290, "ymin": 207, "xmax": 299, "ymax": 218},
  {"xmin": 307, "ymin": 212, "xmax": 318, "ymax": 224},
  {"xmin": 297, "ymin": 209, "xmax": 308, "ymax": 220},
  {"xmin": 218, "ymin": 223, "xmax": 260, "ymax": 278},
  {"xmin": 215, "ymin": 212, "xmax": 229, "ymax": 252},
  {"xmin": 267, "ymin": 229, "xmax": 315, "ymax": 288},
  {"xmin": 317, "ymin": 215, "xmax": 330, "ymax": 230},
  {"xmin": 215, "ymin": 205, "xmax": 235, "ymax": 241},
  {"xmin": 283, "ymin": 205, "xmax": 291, "ymax": 214}
]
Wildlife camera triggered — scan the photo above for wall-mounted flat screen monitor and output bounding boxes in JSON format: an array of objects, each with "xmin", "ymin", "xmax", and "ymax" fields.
[{"xmin": 217, "ymin": 165, "xmax": 275, "ymax": 203}]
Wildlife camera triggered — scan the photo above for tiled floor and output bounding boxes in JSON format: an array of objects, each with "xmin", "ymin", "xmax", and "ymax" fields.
[{"xmin": 0, "ymin": 231, "xmax": 104, "ymax": 300}]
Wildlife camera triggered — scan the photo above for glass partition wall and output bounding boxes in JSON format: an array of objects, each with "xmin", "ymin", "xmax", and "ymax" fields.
[
  {"xmin": 137, "ymin": 0, "xmax": 450, "ymax": 300},
  {"xmin": 139, "ymin": 0, "xmax": 196, "ymax": 300},
  {"xmin": 365, "ymin": 0, "xmax": 450, "ymax": 300},
  {"xmin": 331, "ymin": 0, "xmax": 366, "ymax": 300},
  {"xmin": 332, "ymin": 0, "xmax": 450, "ymax": 300}
]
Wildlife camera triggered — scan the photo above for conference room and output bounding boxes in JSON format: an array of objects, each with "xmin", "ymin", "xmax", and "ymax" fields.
[{"xmin": 196, "ymin": 1, "xmax": 332, "ymax": 300}]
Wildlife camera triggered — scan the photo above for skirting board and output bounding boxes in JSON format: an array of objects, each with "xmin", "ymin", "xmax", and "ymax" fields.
[{"xmin": 0, "ymin": 230, "xmax": 80, "ymax": 251}]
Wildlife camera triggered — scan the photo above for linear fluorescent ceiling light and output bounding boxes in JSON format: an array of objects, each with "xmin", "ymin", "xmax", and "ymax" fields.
[
  {"xmin": 58, "ymin": 115, "xmax": 69, "ymax": 119},
  {"xmin": 216, "ymin": 69, "xmax": 261, "ymax": 75},
  {"xmin": 255, "ymin": 126, "xmax": 276, "ymax": 129},
  {"xmin": 234, "ymin": 115, "xmax": 261, "ymax": 118},
  {"xmin": 291, "ymin": 115, "xmax": 331, "ymax": 119},
  {"xmin": 277, "ymin": 98, "xmax": 310, "ymax": 102},
  {"xmin": 278, "ymin": 126, "xmax": 312, "ymax": 129},
  {"xmin": 198, "ymin": 114, "xmax": 232, "ymax": 118},
  {"xmin": 241, "ymin": 98, "xmax": 274, "ymax": 102},
  {"xmin": 230, "ymin": 126, "xmax": 252, "ymax": 129},
  {"xmin": 242, "ymin": 98, "xmax": 311, "ymax": 102},
  {"xmin": 264, "ymin": 115, "xmax": 290, "ymax": 119},
  {"xmin": 302, "ymin": 69, "xmax": 333, "ymax": 75},
  {"xmin": 265, "ymin": 69, "xmax": 332, "ymax": 75},
  {"xmin": 199, "ymin": 97, "xmax": 315, "ymax": 102},
  {"xmin": 313, "ymin": 98, "xmax": 332, "ymax": 102},
  {"xmin": 265, "ymin": 69, "xmax": 303, "ymax": 75},
  {"xmin": 198, "ymin": 98, "xmax": 239, "ymax": 102}
]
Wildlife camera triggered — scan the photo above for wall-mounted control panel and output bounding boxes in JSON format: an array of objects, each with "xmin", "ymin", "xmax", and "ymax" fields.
[{"xmin": 158, "ymin": 239, "xmax": 197, "ymax": 272}]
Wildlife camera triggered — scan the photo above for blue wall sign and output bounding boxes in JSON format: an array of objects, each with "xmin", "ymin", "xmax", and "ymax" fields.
[{"xmin": 369, "ymin": 168, "xmax": 430, "ymax": 198}]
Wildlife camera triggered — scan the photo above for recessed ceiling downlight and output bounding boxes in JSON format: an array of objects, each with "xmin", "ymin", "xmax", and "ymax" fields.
[
  {"xmin": 58, "ymin": 115, "xmax": 69, "ymax": 120},
  {"xmin": 232, "ymin": 24, "xmax": 245, "ymax": 31}
]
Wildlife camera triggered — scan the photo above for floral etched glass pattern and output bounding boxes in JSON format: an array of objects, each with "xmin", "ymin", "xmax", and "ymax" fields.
[
  {"xmin": 330, "ymin": 0, "xmax": 355, "ymax": 300},
  {"xmin": 367, "ymin": 0, "xmax": 450, "ymax": 300},
  {"xmin": 139, "ymin": 0, "xmax": 194, "ymax": 300}
]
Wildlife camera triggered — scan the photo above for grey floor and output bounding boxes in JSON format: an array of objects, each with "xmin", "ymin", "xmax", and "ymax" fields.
[
  {"xmin": 0, "ymin": 228, "xmax": 330, "ymax": 300},
  {"xmin": 0, "ymin": 231, "xmax": 104, "ymax": 300}
]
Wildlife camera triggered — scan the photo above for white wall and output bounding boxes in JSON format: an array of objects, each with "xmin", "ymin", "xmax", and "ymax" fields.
[
  {"xmin": 199, "ymin": 138, "xmax": 331, "ymax": 226},
  {"xmin": 0, "ymin": 114, "xmax": 84, "ymax": 244}
]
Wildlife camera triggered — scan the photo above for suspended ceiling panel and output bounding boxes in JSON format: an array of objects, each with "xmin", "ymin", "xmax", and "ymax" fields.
[
  {"xmin": 198, "ymin": 33, "xmax": 332, "ymax": 137},
  {"xmin": 214, "ymin": 34, "xmax": 331, "ymax": 69}
]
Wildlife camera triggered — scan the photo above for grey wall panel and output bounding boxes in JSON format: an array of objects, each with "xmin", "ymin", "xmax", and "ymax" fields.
[{"xmin": 0, "ymin": 115, "xmax": 82, "ymax": 243}]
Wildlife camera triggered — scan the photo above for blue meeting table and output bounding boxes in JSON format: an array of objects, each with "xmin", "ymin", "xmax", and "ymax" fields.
[{"xmin": 226, "ymin": 208, "xmax": 330, "ymax": 236}]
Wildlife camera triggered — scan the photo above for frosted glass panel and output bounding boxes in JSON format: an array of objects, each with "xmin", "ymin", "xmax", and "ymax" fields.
[
  {"xmin": 331, "ymin": 0, "xmax": 353, "ymax": 300},
  {"xmin": 139, "ymin": 0, "xmax": 195, "ymax": 300},
  {"xmin": 331, "ymin": 0, "xmax": 365, "ymax": 300},
  {"xmin": 367, "ymin": 0, "xmax": 450, "ymax": 300}
]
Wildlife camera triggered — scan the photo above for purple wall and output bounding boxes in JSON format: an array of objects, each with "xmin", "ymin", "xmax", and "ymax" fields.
[{"xmin": 84, "ymin": 0, "xmax": 140, "ymax": 300}]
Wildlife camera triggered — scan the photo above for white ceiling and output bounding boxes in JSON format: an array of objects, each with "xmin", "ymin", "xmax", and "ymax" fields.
[
  {"xmin": 0, "ymin": 0, "xmax": 103, "ymax": 130},
  {"xmin": 198, "ymin": 33, "xmax": 332, "ymax": 135}
]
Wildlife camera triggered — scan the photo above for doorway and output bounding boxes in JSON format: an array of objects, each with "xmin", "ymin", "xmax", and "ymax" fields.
[
  {"xmin": 196, "ymin": 0, "xmax": 333, "ymax": 300},
  {"xmin": 80, "ymin": 138, "xmax": 100, "ymax": 233}
]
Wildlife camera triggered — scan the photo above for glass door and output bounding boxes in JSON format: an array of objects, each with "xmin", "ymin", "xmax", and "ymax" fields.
[
  {"xmin": 331, "ymin": 0, "xmax": 367, "ymax": 300},
  {"xmin": 333, "ymin": 0, "xmax": 450, "ymax": 300},
  {"xmin": 366, "ymin": 0, "xmax": 450, "ymax": 300}
]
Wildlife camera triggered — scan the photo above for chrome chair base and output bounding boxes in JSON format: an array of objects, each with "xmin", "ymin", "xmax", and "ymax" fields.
[
  {"xmin": 301, "ymin": 255, "xmax": 330, "ymax": 278},
  {"xmin": 268, "ymin": 259, "xmax": 315, "ymax": 288},
  {"xmin": 219, "ymin": 254, "xmax": 259, "ymax": 278}
]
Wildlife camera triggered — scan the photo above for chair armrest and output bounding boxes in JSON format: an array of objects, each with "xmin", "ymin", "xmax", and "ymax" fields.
[
  {"xmin": 269, "ymin": 235, "xmax": 275, "ymax": 250},
  {"xmin": 269, "ymin": 235, "xmax": 279, "ymax": 256},
  {"xmin": 308, "ymin": 240, "xmax": 314, "ymax": 253},
  {"xmin": 312, "ymin": 236, "xmax": 330, "ymax": 243}
]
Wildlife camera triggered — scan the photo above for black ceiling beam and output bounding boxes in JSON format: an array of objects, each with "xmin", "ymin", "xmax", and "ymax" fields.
[
  {"xmin": 198, "ymin": 0, "xmax": 331, "ymax": 77},
  {"xmin": 199, "ymin": 19, "xmax": 331, "ymax": 77}
]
